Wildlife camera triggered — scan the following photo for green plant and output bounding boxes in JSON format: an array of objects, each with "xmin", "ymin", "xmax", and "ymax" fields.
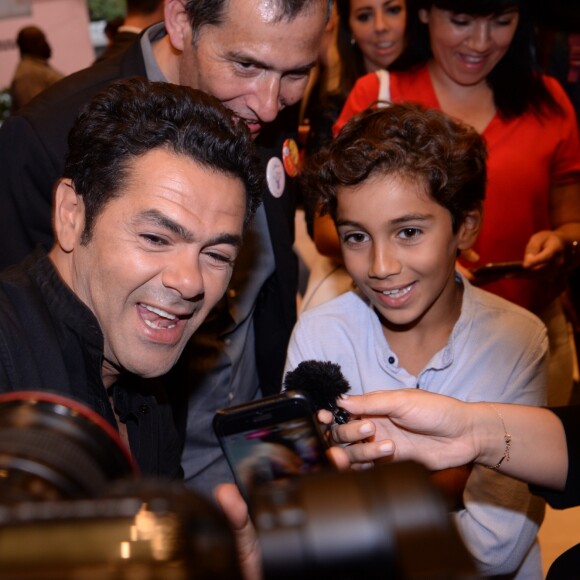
[{"xmin": 87, "ymin": 0, "xmax": 126, "ymax": 22}]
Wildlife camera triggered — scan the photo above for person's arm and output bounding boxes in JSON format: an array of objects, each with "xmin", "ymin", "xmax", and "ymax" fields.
[
  {"xmin": 524, "ymin": 182, "xmax": 580, "ymax": 272},
  {"xmin": 524, "ymin": 78, "xmax": 580, "ymax": 273},
  {"xmin": 326, "ymin": 390, "xmax": 569, "ymax": 490}
]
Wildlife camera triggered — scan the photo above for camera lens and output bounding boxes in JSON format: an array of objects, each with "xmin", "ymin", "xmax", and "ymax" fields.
[
  {"xmin": 0, "ymin": 479, "xmax": 242, "ymax": 579},
  {"xmin": 252, "ymin": 461, "xmax": 476, "ymax": 580},
  {"xmin": 0, "ymin": 391, "xmax": 138, "ymax": 501}
]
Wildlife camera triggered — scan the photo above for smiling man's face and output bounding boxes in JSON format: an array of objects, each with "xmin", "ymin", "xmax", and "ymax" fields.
[
  {"xmin": 170, "ymin": 0, "xmax": 327, "ymax": 138},
  {"xmin": 51, "ymin": 148, "xmax": 246, "ymax": 385}
]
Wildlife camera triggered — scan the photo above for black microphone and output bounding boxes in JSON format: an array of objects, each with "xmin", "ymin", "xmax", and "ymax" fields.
[{"xmin": 283, "ymin": 360, "xmax": 352, "ymax": 424}]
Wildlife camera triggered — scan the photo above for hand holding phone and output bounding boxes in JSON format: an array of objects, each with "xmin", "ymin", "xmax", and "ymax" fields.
[
  {"xmin": 213, "ymin": 391, "xmax": 332, "ymax": 502},
  {"xmin": 470, "ymin": 261, "xmax": 525, "ymax": 284}
]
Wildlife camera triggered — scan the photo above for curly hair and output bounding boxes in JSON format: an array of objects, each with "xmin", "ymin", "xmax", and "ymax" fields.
[
  {"xmin": 302, "ymin": 102, "xmax": 487, "ymax": 232},
  {"xmin": 64, "ymin": 77, "xmax": 264, "ymax": 243}
]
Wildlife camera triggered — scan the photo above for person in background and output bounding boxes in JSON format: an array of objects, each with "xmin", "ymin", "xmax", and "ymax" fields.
[
  {"xmin": 104, "ymin": 17, "xmax": 124, "ymax": 46},
  {"xmin": 9, "ymin": 26, "xmax": 63, "ymax": 113},
  {"xmin": 286, "ymin": 102, "xmax": 547, "ymax": 579},
  {"xmin": 0, "ymin": 76, "xmax": 263, "ymax": 478},
  {"xmin": 0, "ymin": 0, "xmax": 328, "ymax": 500},
  {"xmin": 303, "ymin": 0, "xmax": 407, "ymax": 154},
  {"xmin": 95, "ymin": 0, "xmax": 165, "ymax": 63},
  {"xmin": 321, "ymin": 0, "xmax": 580, "ymax": 405}
]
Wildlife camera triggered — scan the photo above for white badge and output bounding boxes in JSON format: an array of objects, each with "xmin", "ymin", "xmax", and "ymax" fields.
[{"xmin": 266, "ymin": 157, "xmax": 285, "ymax": 198}]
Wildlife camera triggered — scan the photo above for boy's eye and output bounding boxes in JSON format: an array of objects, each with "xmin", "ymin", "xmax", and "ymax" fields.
[
  {"xmin": 342, "ymin": 231, "xmax": 369, "ymax": 244},
  {"xmin": 397, "ymin": 227, "xmax": 421, "ymax": 240}
]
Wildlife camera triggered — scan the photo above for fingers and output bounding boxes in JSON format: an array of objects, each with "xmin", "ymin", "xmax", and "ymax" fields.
[
  {"xmin": 342, "ymin": 439, "xmax": 395, "ymax": 464},
  {"xmin": 215, "ymin": 483, "xmax": 263, "ymax": 580},
  {"xmin": 523, "ymin": 230, "xmax": 565, "ymax": 269},
  {"xmin": 330, "ymin": 418, "xmax": 376, "ymax": 444},
  {"xmin": 329, "ymin": 418, "xmax": 396, "ymax": 466},
  {"xmin": 326, "ymin": 445, "xmax": 351, "ymax": 470},
  {"xmin": 317, "ymin": 409, "xmax": 335, "ymax": 425},
  {"xmin": 460, "ymin": 248, "xmax": 480, "ymax": 263},
  {"xmin": 215, "ymin": 483, "xmax": 249, "ymax": 530},
  {"xmin": 336, "ymin": 390, "xmax": 402, "ymax": 417},
  {"xmin": 456, "ymin": 260, "xmax": 476, "ymax": 282}
]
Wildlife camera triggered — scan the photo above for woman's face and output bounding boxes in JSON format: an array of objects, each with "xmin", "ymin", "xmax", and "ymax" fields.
[
  {"xmin": 420, "ymin": 6, "xmax": 519, "ymax": 87},
  {"xmin": 349, "ymin": 0, "xmax": 406, "ymax": 72}
]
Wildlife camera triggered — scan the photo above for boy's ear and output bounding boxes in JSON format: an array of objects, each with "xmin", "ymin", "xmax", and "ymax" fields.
[
  {"xmin": 164, "ymin": 0, "xmax": 191, "ymax": 52},
  {"xmin": 53, "ymin": 178, "xmax": 85, "ymax": 253},
  {"xmin": 457, "ymin": 208, "xmax": 483, "ymax": 251}
]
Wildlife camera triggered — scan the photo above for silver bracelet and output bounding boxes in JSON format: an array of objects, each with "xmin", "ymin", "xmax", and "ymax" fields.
[{"xmin": 485, "ymin": 404, "xmax": 512, "ymax": 470}]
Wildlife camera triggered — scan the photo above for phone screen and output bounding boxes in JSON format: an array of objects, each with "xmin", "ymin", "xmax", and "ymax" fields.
[{"xmin": 214, "ymin": 393, "xmax": 330, "ymax": 500}]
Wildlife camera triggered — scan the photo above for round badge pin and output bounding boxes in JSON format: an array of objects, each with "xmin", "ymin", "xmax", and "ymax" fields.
[
  {"xmin": 266, "ymin": 157, "xmax": 285, "ymax": 198},
  {"xmin": 282, "ymin": 138, "xmax": 300, "ymax": 177}
]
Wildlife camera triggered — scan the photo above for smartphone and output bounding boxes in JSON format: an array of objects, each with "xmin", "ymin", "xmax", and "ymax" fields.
[
  {"xmin": 213, "ymin": 391, "xmax": 332, "ymax": 502},
  {"xmin": 471, "ymin": 261, "xmax": 525, "ymax": 281}
]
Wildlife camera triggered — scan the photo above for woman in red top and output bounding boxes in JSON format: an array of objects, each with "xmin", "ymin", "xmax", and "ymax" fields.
[{"xmin": 313, "ymin": 0, "xmax": 580, "ymax": 404}]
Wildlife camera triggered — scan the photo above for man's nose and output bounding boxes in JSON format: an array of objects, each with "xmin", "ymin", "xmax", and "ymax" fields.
[
  {"xmin": 254, "ymin": 76, "xmax": 283, "ymax": 124},
  {"xmin": 162, "ymin": 251, "xmax": 204, "ymax": 300}
]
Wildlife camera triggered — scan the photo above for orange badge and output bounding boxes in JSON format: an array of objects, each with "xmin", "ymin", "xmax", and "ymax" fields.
[{"xmin": 282, "ymin": 138, "xmax": 300, "ymax": 177}]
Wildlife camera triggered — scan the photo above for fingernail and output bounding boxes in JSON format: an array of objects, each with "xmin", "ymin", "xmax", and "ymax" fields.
[
  {"xmin": 359, "ymin": 422, "xmax": 373, "ymax": 435},
  {"xmin": 379, "ymin": 442, "xmax": 394, "ymax": 454}
]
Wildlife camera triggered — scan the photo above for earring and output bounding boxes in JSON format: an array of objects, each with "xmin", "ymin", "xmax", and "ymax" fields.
[{"xmin": 350, "ymin": 36, "xmax": 356, "ymax": 46}]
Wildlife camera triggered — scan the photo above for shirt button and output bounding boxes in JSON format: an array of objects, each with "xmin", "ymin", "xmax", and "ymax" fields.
[
  {"xmin": 388, "ymin": 356, "xmax": 395, "ymax": 364},
  {"xmin": 138, "ymin": 405, "xmax": 150, "ymax": 415},
  {"xmin": 227, "ymin": 392, "xmax": 234, "ymax": 401}
]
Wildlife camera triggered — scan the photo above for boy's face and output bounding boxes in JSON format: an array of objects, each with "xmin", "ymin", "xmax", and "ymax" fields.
[{"xmin": 335, "ymin": 172, "xmax": 479, "ymax": 332}]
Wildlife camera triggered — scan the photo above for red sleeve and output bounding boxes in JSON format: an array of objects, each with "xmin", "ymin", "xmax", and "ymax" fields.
[
  {"xmin": 542, "ymin": 75, "xmax": 580, "ymax": 186},
  {"xmin": 332, "ymin": 72, "xmax": 380, "ymax": 137}
]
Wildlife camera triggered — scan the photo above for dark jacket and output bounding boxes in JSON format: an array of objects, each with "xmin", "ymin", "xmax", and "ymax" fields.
[{"xmin": 0, "ymin": 249, "xmax": 182, "ymax": 478}]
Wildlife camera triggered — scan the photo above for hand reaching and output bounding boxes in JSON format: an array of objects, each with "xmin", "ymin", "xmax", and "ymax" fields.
[{"xmin": 323, "ymin": 390, "xmax": 480, "ymax": 471}]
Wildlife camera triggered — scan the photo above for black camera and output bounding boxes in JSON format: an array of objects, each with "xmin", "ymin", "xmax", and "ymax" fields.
[{"xmin": 0, "ymin": 391, "xmax": 476, "ymax": 579}]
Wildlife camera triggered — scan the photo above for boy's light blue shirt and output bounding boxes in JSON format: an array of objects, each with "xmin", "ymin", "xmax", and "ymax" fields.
[{"xmin": 285, "ymin": 274, "xmax": 547, "ymax": 578}]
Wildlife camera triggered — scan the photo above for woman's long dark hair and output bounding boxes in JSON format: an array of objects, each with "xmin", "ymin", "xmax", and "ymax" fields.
[
  {"xmin": 335, "ymin": 0, "xmax": 368, "ymax": 98},
  {"xmin": 390, "ymin": 0, "xmax": 563, "ymax": 118}
]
